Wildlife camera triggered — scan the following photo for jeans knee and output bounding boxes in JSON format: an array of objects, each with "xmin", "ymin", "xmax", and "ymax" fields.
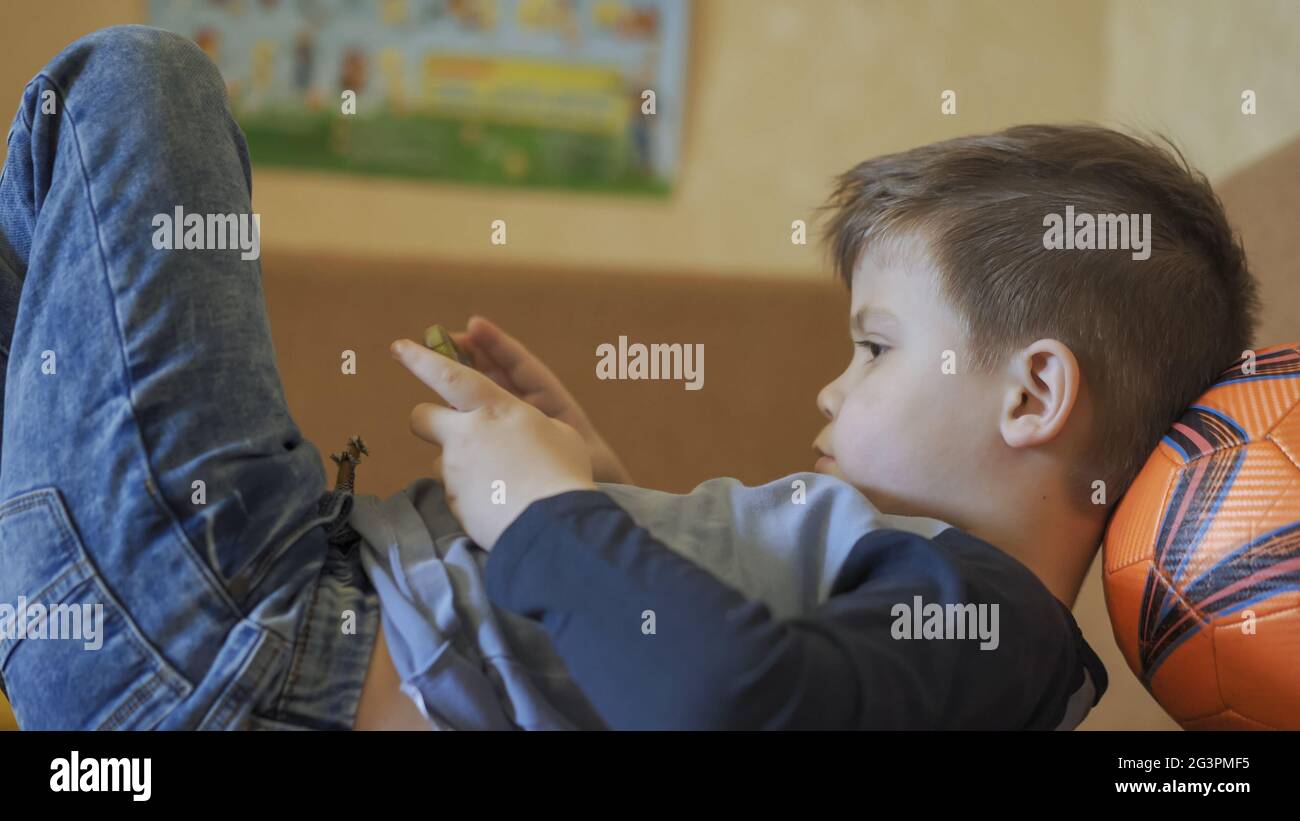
[
  {"xmin": 45, "ymin": 25, "xmax": 225, "ymax": 117},
  {"xmin": 75, "ymin": 24, "xmax": 209, "ymax": 69}
]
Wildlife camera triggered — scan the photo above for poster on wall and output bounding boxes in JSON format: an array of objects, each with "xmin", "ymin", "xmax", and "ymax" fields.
[{"xmin": 149, "ymin": 0, "xmax": 689, "ymax": 195}]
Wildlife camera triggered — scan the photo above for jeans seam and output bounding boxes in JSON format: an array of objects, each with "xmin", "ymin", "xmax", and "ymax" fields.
[
  {"xmin": 98, "ymin": 675, "xmax": 164, "ymax": 731},
  {"xmin": 200, "ymin": 624, "xmax": 283, "ymax": 730},
  {"xmin": 269, "ymin": 491, "xmax": 357, "ymax": 725},
  {"xmin": 17, "ymin": 78, "xmax": 37, "ymax": 133},
  {"xmin": 34, "ymin": 69, "xmax": 250, "ymax": 628},
  {"xmin": 274, "ymin": 561, "xmax": 325, "ymax": 722}
]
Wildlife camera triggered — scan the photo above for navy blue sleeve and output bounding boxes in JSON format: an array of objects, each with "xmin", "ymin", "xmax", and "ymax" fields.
[{"xmin": 484, "ymin": 489, "xmax": 1105, "ymax": 730}]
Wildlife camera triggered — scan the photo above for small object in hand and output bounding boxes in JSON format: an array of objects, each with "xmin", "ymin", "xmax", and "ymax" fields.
[{"xmin": 422, "ymin": 323, "xmax": 474, "ymax": 367}]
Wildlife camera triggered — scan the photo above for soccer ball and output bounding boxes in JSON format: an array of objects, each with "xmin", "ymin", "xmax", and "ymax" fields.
[{"xmin": 1103, "ymin": 343, "xmax": 1300, "ymax": 729}]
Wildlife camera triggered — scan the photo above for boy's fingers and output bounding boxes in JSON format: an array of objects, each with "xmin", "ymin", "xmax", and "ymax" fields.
[
  {"xmin": 447, "ymin": 331, "xmax": 489, "ymax": 375},
  {"xmin": 409, "ymin": 401, "xmax": 459, "ymax": 446},
  {"xmin": 391, "ymin": 339, "xmax": 505, "ymax": 411},
  {"xmin": 450, "ymin": 330, "xmax": 518, "ymax": 393},
  {"xmin": 466, "ymin": 315, "xmax": 558, "ymax": 393},
  {"xmin": 448, "ymin": 330, "xmax": 480, "ymax": 367}
]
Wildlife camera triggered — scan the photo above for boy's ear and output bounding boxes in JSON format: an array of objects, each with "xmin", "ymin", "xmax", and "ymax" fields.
[{"xmin": 999, "ymin": 339, "xmax": 1081, "ymax": 449}]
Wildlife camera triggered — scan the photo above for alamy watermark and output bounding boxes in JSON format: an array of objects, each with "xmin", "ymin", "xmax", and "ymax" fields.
[
  {"xmin": 0, "ymin": 597, "xmax": 104, "ymax": 650},
  {"xmin": 50, "ymin": 751, "xmax": 151, "ymax": 801},
  {"xmin": 1042, "ymin": 205, "xmax": 1151, "ymax": 261},
  {"xmin": 596, "ymin": 336, "xmax": 704, "ymax": 390},
  {"xmin": 151, "ymin": 206, "xmax": 261, "ymax": 260},
  {"xmin": 891, "ymin": 595, "xmax": 999, "ymax": 650}
]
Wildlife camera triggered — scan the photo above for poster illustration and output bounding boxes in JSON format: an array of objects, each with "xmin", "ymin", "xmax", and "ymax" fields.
[{"xmin": 149, "ymin": 0, "xmax": 689, "ymax": 194}]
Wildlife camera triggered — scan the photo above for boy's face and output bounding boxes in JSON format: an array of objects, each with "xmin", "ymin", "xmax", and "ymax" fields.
[{"xmin": 813, "ymin": 235, "xmax": 1006, "ymax": 521}]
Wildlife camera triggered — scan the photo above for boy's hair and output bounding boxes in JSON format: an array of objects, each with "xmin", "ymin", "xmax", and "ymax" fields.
[{"xmin": 822, "ymin": 124, "xmax": 1259, "ymax": 500}]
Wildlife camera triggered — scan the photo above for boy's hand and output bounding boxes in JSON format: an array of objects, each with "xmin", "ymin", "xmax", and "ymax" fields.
[
  {"xmin": 390, "ymin": 338, "xmax": 597, "ymax": 551},
  {"xmin": 450, "ymin": 315, "xmax": 633, "ymax": 485}
]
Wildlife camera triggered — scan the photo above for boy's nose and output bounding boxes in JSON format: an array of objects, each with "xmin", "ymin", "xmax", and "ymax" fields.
[{"xmin": 817, "ymin": 382, "xmax": 839, "ymax": 421}]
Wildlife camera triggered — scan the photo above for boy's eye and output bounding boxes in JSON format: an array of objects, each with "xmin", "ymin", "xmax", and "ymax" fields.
[{"xmin": 854, "ymin": 340, "xmax": 887, "ymax": 360}]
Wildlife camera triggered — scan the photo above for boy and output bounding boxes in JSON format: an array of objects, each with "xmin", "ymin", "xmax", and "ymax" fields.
[
  {"xmin": 0, "ymin": 27, "xmax": 1255, "ymax": 730},
  {"xmin": 366, "ymin": 122, "xmax": 1256, "ymax": 728}
]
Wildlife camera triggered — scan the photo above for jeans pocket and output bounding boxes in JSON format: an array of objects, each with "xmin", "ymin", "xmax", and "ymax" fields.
[{"xmin": 0, "ymin": 487, "xmax": 192, "ymax": 729}]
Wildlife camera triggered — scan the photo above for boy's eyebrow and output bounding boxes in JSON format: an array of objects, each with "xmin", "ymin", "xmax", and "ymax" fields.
[{"xmin": 850, "ymin": 306, "xmax": 900, "ymax": 334}]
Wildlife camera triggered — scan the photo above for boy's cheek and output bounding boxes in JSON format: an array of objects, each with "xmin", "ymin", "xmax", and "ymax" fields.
[
  {"xmin": 830, "ymin": 422, "xmax": 891, "ymax": 487},
  {"xmin": 833, "ymin": 409, "xmax": 935, "ymax": 494}
]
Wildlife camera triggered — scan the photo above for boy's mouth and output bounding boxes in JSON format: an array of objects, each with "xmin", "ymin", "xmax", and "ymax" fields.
[{"xmin": 813, "ymin": 444, "xmax": 836, "ymax": 472}]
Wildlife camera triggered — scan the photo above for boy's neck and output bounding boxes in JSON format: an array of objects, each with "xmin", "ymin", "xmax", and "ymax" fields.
[{"xmin": 964, "ymin": 495, "xmax": 1105, "ymax": 609}]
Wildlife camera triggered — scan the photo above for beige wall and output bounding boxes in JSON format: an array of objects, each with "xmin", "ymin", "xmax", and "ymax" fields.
[
  {"xmin": 4, "ymin": 1, "xmax": 1296, "ymax": 277},
  {"xmin": 1108, "ymin": 0, "xmax": 1300, "ymax": 181}
]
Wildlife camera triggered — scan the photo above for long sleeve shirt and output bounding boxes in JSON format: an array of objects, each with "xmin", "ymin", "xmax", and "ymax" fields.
[
  {"xmin": 353, "ymin": 473, "xmax": 1107, "ymax": 730},
  {"xmin": 484, "ymin": 487, "xmax": 1106, "ymax": 730}
]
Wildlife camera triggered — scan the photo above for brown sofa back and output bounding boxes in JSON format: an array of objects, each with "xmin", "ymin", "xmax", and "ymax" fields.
[
  {"xmin": 1217, "ymin": 136, "xmax": 1300, "ymax": 346},
  {"xmin": 262, "ymin": 257, "xmax": 849, "ymax": 498}
]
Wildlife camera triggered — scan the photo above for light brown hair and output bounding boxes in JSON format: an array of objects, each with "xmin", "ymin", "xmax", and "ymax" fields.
[{"xmin": 822, "ymin": 124, "xmax": 1259, "ymax": 498}]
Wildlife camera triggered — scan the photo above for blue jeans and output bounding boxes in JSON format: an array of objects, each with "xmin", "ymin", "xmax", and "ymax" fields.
[{"xmin": 0, "ymin": 26, "xmax": 378, "ymax": 730}]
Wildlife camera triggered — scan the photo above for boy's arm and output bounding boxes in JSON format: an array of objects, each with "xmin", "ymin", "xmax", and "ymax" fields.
[{"xmin": 483, "ymin": 489, "xmax": 998, "ymax": 730}]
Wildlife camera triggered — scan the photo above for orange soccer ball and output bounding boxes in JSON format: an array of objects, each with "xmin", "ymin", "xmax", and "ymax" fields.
[{"xmin": 1103, "ymin": 343, "xmax": 1300, "ymax": 729}]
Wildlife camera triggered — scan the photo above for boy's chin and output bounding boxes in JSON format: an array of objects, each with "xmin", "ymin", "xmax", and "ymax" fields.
[
  {"xmin": 814, "ymin": 456, "xmax": 855, "ymax": 486},
  {"xmin": 813, "ymin": 463, "xmax": 886, "ymax": 505}
]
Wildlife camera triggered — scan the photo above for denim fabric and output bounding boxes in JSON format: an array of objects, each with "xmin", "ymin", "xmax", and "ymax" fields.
[
  {"xmin": 0, "ymin": 26, "xmax": 377, "ymax": 730},
  {"xmin": 351, "ymin": 472, "xmax": 951, "ymax": 730}
]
